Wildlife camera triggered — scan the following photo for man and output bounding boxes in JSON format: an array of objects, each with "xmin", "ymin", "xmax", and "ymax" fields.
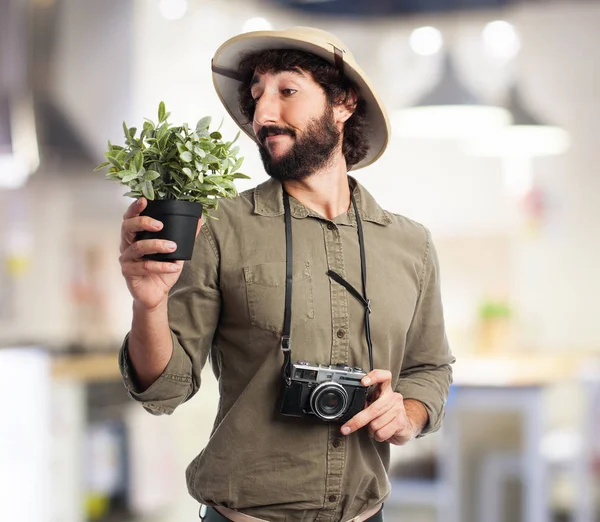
[{"xmin": 118, "ymin": 27, "xmax": 454, "ymax": 522}]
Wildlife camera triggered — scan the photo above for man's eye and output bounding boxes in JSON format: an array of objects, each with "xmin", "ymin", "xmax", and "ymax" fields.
[{"xmin": 282, "ymin": 89, "xmax": 297, "ymax": 96}]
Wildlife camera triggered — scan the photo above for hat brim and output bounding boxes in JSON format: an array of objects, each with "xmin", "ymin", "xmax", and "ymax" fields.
[{"xmin": 211, "ymin": 29, "xmax": 390, "ymax": 171}]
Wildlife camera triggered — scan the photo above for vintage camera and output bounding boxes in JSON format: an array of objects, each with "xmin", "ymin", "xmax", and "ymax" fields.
[{"xmin": 279, "ymin": 361, "xmax": 369, "ymax": 423}]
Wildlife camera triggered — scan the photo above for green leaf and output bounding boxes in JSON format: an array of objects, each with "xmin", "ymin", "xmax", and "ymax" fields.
[
  {"xmin": 94, "ymin": 161, "xmax": 111, "ymax": 171},
  {"xmin": 141, "ymin": 180, "xmax": 155, "ymax": 200},
  {"xmin": 143, "ymin": 170, "xmax": 161, "ymax": 181},
  {"xmin": 158, "ymin": 101, "xmax": 166, "ymax": 123},
  {"xmin": 129, "ymin": 127, "xmax": 137, "ymax": 138},
  {"xmin": 198, "ymin": 140, "xmax": 215, "ymax": 151},
  {"xmin": 107, "ymin": 156, "xmax": 123, "ymax": 170},
  {"xmin": 231, "ymin": 156, "xmax": 244, "ymax": 172},
  {"xmin": 182, "ymin": 167, "xmax": 193, "ymax": 178},
  {"xmin": 170, "ymin": 171, "xmax": 184, "ymax": 186},
  {"xmin": 231, "ymin": 172, "xmax": 251, "ymax": 179},
  {"xmin": 124, "ymin": 191, "xmax": 142, "ymax": 198},
  {"xmin": 196, "ymin": 116, "xmax": 211, "ymax": 133},
  {"xmin": 159, "ymin": 132, "xmax": 170, "ymax": 150},
  {"xmin": 123, "ymin": 121, "xmax": 131, "ymax": 140},
  {"xmin": 180, "ymin": 151, "xmax": 193, "ymax": 163},
  {"xmin": 210, "ymin": 131, "xmax": 222, "ymax": 140},
  {"xmin": 133, "ymin": 151, "xmax": 144, "ymax": 172},
  {"xmin": 121, "ymin": 171, "xmax": 139, "ymax": 183},
  {"xmin": 123, "ymin": 149, "xmax": 137, "ymax": 165},
  {"xmin": 157, "ymin": 123, "xmax": 170, "ymax": 138}
]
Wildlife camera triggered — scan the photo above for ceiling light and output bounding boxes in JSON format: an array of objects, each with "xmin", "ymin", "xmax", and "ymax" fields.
[
  {"xmin": 409, "ymin": 26, "xmax": 443, "ymax": 57},
  {"xmin": 483, "ymin": 21, "xmax": 521, "ymax": 61},
  {"xmin": 242, "ymin": 17, "xmax": 272, "ymax": 33},
  {"xmin": 393, "ymin": 54, "xmax": 512, "ymax": 140},
  {"xmin": 158, "ymin": 0, "xmax": 188, "ymax": 21}
]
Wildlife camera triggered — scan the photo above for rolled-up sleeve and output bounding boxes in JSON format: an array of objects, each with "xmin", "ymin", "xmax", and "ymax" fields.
[
  {"xmin": 118, "ymin": 223, "xmax": 221, "ymax": 415},
  {"xmin": 395, "ymin": 228, "xmax": 455, "ymax": 435}
]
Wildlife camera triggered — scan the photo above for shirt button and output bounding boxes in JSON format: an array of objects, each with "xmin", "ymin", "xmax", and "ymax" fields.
[
  {"xmin": 329, "ymin": 495, "xmax": 337, "ymax": 502},
  {"xmin": 336, "ymin": 329, "xmax": 346, "ymax": 338},
  {"xmin": 332, "ymin": 439, "xmax": 341, "ymax": 448},
  {"xmin": 327, "ymin": 222, "xmax": 336, "ymax": 230}
]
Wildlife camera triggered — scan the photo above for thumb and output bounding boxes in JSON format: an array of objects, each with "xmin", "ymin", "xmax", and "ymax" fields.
[{"xmin": 195, "ymin": 217, "xmax": 204, "ymax": 237}]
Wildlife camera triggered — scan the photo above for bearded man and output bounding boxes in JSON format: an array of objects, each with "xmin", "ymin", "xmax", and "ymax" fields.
[{"xmin": 117, "ymin": 27, "xmax": 455, "ymax": 522}]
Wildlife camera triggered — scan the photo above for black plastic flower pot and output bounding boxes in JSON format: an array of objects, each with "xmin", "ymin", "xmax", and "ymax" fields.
[{"xmin": 135, "ymin": 199, "xmax": 203, "ymax": 261}]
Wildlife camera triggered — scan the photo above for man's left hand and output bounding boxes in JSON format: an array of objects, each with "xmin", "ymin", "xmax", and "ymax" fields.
[{"xmin": 340, "ymin": 369, "xmax": 428, "ymax": 445}]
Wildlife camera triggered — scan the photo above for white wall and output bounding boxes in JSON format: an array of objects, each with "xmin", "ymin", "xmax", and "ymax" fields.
[
  {"xmin": 126, "ymin": 0, "xmax": 600, "ymax": 352},
  {"xmin": 4, "ymin": 0, "xmax": 599, "ymax": 353}
]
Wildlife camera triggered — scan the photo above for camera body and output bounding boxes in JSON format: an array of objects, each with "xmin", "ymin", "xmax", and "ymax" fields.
[{"xmin": 279, "ymin": 361, "xmax": 369, "ymax": 423}]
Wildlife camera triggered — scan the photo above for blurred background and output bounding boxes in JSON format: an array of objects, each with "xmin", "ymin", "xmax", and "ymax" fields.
[{"xmin": 1, "ymin": 0, "xmax": 599, "ymax": 521}]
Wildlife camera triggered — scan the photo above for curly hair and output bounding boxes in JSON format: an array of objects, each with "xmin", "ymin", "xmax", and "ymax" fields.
[{"xmin": 237, "ymin": 49, "xmax": 370, "ymax": 169}]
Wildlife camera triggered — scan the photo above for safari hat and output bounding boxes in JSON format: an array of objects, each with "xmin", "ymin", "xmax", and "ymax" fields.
[{"xmin": 211, "ymin": 26, "xmax": 390, "ymax": 170}]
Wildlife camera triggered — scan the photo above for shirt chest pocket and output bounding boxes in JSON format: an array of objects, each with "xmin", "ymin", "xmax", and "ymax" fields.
[{"xmin": 243, "ymin": 261, "xmax": 315, "ymax": 335}]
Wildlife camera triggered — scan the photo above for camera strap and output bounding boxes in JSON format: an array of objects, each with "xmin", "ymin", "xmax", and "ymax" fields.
[
  {"xmin": 281, "ymin": 188, "xmax": 374, "ymax": 385},
  {"xmin": 281, "ymin": 191, "xmax": 293, "ymax": 384}
]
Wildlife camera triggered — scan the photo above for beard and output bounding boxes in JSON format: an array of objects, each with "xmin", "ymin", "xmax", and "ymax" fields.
[{"xmin": 257, "ymin": 105, "xmax": 341, "ymax": 182}]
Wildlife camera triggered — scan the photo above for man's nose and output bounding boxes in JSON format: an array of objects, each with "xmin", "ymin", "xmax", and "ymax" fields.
[{"xmin": 253, "ymin": 93, "xmax": 280, "ymax": 128}]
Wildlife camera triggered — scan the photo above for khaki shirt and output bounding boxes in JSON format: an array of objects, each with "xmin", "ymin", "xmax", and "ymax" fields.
[{"xmin": 119, "ymin": 176, "xmax": 454, "ymax": 522}]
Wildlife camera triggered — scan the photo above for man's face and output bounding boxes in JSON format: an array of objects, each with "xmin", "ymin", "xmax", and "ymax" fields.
[{"xmin": 250, "ymin": 69, "xmax": 341, "ymax": 182}]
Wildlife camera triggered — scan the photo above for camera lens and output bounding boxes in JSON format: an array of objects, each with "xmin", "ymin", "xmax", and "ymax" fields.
[{"xmin": 310, "ymin": 382, "xmax": 349, "ymax": 421}]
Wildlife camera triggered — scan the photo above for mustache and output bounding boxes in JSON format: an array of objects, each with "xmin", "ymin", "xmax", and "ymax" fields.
[{"xmin": 258, "ymin": 125, "xmax": 295, "ymax": 144}]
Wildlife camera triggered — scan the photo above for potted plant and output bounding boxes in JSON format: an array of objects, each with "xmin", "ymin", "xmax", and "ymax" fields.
[{"xmin": 94, "ymin": 101, "xmax": 249, "ymax": 261}]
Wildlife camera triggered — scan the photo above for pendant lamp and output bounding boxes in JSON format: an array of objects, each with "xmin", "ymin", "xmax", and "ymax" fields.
[
  {"xmin": 466, "ymin": 84, "xmax": 571, "ymax": 157},
  {"xmin": 392, "ymin": 53, "xmax": 512, "ymax": 140},
  {"xmin": 466, "ymin": 84, "xmax": 571, "ymax": 198}
]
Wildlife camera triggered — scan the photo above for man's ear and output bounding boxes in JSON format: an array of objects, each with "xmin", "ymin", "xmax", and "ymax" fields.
[{"xmin": 333, "ymin": 89, "xmax": 358, "ymax": 124}]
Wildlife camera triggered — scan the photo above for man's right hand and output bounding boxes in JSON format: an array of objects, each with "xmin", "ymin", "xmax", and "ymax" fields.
[{"xmin": 119, "ymin": 197, "xmax": 203, "ymax": 311}]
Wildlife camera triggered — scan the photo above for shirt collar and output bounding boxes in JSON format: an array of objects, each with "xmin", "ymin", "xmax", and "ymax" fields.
[{"xmin": 253, "ymin": 176, "xmax": 392, "ymax": 226}]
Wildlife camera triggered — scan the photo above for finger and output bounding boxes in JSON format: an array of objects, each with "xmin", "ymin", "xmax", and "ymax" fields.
[
  {"xmin": 195, "ymin": 217, "xmax": 204, "ymax": 237},
  {"xmin": 341, "ymin": 394, "xmax": 395, "ymax": 435},
  {"xmin": 374, "ymin": 417, "xmax": 411, "ymax": 443},
  {"xmin": 362, "ymin": 369, "xmax": 393, "ymax": 393},
  {"xmin": 368, "ymin": 408, "xmax": 399, "ymax": 441},
  {"xmin": 121, "ymin": 239, "xmax": 178, "ymax": 262},
  {"xmin": 123, "ymin": 197, "xmax": 146, "ymax": 220},
  {"xmin": 122, "ymin": 215, "xmax": 164, "ymax": 236},
  {"xmin": 120, "ymin": 216, "xmax": 164, "ymax": 254},
  {"xmin": 122, "ymin": 258, "xmax": 183, "ymax": 276},
  {"xmin": 369, "ymin": 397, "xmax": 404, "ymax": 433}
]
